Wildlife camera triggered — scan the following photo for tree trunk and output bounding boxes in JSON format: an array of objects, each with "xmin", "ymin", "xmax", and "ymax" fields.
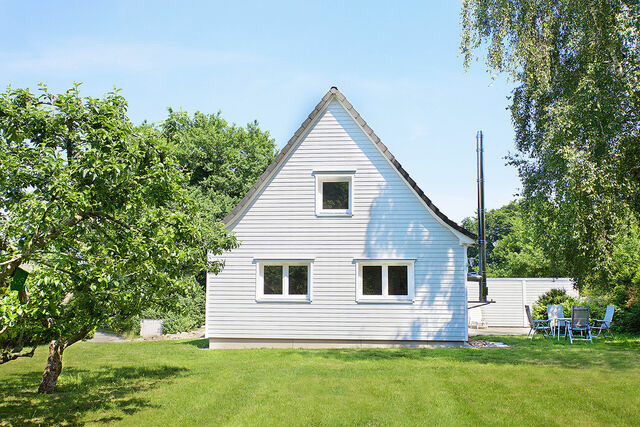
[{"xmin": 38, "ymin": 340, "xmax": 64, "ymax": 394}]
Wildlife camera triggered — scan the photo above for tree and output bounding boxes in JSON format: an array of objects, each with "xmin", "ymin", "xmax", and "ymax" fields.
[
  {"xmin": 0, "ymin": 85, "xmax": 236, "ymax": 393},
  {"xmin": 489, "ymin": 205, "xmax": 565, "ymax": 277},
  {"xmin": 462, "ymin": 201, "xmax": 520, "ymax": 272},
  {"xmin": 461, "ymin": 1, "xmax": 640, "ymax": 290},
  {"xmin": 462, "ymin": 200, "xmax": 562, "ymax": 277},
  {"xmin": 164, "ymin": 110, "xmax": 277, "ymax": 222}
]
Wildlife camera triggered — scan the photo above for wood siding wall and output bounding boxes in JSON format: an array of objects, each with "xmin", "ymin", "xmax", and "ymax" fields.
[{"xmin": 207, "ymin": 99, "xmax": 468, "ymax": 342}]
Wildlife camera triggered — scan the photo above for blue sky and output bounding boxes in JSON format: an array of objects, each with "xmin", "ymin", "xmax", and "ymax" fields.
[{"xmin": 0, "ymin": 1, "xmax": 519, "ymax": 222}]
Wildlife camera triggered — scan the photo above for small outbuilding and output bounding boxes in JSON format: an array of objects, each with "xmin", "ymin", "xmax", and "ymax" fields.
[{"xmin": 206, "ymin": 87, "xmax": 476, "ymax": 348}]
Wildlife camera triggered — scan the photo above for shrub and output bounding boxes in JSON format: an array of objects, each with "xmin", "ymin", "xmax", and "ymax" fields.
[
  {"xmin": 532, "ymin": 288, "xmax": 577, "ymax": 319},
  {"xmin": 609, "ymin": 281, "xmax": 640, "ymax": 334},
  {"xmin": 152, "ymin": 290, "xmax": 205, "ymax": 334},
  {"xmin": 618, "ymin": 302, "xmax": 640, "ymax": 334},
  {"xmin": 112, "ymin": 285, "xmax": 205, "ymax": 336}
]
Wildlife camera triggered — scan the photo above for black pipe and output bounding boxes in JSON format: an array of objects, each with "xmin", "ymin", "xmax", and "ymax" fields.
[{"xmin": 477, "ymin": 131, "xmax": 488, "ymax": 302}]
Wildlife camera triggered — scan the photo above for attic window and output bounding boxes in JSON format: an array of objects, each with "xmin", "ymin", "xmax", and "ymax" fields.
[{"xmin": 314, "ymin": 172, "xmax": 354, "ymax": 216}]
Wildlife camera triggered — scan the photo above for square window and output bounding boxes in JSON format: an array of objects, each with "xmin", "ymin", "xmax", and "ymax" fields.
[
  {"xmin": 314, "ymin": 172, "xmax": 354, "ymax": 216},
  {"xmin": 323, "ymin": 181, "xmax": 349, "ymax": 209},
  {"xmin": 264, "ymin": 265, "xmax": 283, "ymax": 294},
  {"xmin": 388, "ymin": 265, "xmax": 408, "ymax": 296},
  {"xmin": 288, "ymin": 265, "xmax": 308, "ymax": 295},
  {"xmin": 363, "ymin": 266, "xmax": 382, "ymax": 295}
]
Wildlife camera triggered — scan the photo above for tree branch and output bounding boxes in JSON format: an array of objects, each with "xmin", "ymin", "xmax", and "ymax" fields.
[
  {"xmin": 62, "ymin": 326, "xmax": 92, "ymax": 349},
  {"xmin": 0, "ymin": 213, "xmax": 87, "ymax": 290},
  {"xmin": 0, "ymin": 345, "xmax": 38, "ymax": 365},
  {"xmin": 36, "ymin": 260, "xmax": 80, "ymax": 279}
]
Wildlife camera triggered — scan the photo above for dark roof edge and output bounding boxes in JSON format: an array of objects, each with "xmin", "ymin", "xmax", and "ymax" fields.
[
  {"xmin": 222, "ymin": 87, "xmax": 476, "ymax": 241},
  {"xmin": 221, "ymin": 89, "xmax": 337, "ymax": 226}
]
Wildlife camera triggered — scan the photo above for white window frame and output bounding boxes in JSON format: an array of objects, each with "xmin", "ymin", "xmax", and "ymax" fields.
[
  {"xmin": 314, "ymin": 171, "xmax": 354, "ymax": 217},
  {"xmin": 255, "ymin": 259, "xmax": 313, "ymax": 302},
  {"xmin": 354, "ymin": 259, "xmax": 415, "ymax": 303}
]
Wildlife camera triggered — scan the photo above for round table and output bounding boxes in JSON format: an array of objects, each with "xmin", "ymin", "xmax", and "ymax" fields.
[{"xmin": 551, "ymin": 317, "xmax": 571, "ymax": 340}]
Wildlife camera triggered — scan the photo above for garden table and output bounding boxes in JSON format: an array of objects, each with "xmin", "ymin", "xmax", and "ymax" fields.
[{"xmin": 553, "ymin": 317, "xmax": 571, "ymax": 340}]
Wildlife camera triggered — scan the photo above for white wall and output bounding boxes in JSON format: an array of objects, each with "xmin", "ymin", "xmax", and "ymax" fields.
[
  {"xmin": 207, "ymin": 98, "xmax": 469, "ymax": 343},
  {"xmin": 467, "ymin": 278, "xmax": 577, "ymax": 327}
]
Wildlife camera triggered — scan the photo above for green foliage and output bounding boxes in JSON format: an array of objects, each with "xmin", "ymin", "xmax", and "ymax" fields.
[
  {"xmin": 0, "ymin": 85, "xmax": 237, "ymax": 366},
  {"xmin": 154, "ymin": 109, "xmax": 276, "ymax": 330},
  {"xmin": 115, "ymin": 284, "xmax": 206, "ymax": 336},
  {"xmin": 532, "ymin": 288, "xmax": 578, "ymax": 320},
  {"xmin": 164, "ymin": 110, "xmax": 277, "ymax": 222},
  {"xmin": 462, "ymin": 201, "xmax": 520, "ymax": 270},
  {"xmin": 460, "ymin": 1, "xmax": 640, "ymax": 291},
  {"xmin": 618, "ymin": 303, "xmax": 640, "ymax": 334},
  {"xmin": 462, "ymin": 200, "xmax": 563, "ymax": 277}
]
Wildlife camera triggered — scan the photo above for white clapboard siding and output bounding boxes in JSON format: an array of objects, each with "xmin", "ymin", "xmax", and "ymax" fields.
[
  {"xmin": 207, "ymin": 98, "xmax": 469, "ymax": 343},
  {"xmin": 466, "ymin": 278, "xmax": 577, "ymax": 327}
]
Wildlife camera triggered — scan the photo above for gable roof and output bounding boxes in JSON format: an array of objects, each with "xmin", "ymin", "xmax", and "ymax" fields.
[{"xmin": 223, "ymin": 87, "xmax": 476, "ymax": 241}]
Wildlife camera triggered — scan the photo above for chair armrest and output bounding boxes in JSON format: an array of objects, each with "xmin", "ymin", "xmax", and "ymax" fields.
[
  {"xmin": 593, "ymin": 320, "xmax": 609, "ymax": 328},
  {"xmin": 533, "ymin": 319, "xmax": 550, "ymax": 326}
]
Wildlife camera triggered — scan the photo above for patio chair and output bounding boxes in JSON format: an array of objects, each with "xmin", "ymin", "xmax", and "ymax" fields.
[
  {"xmin": 525, "ymin": 305, "xmax": 551, "ymax": 340},
  {"xmin": 468, "ymin": 308, "xmax": 488, "ymax": 329},
  {"xmin": 567, "ymin": 306, "xmax": 593, "ymax": 343},
  {"xmin": 547, "ymin": 304, "xmax": 565, "ymax": 338},
  {"xmin": 591, "ymin": 305, "xmax": 615, "ymax": 339}
]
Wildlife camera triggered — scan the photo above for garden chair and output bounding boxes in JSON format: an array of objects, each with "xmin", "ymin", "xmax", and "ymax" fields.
[
  {"xmin": 547, "ymin": 304, "xmax": 565, "ymax": 338},
  {"xmin": 468, "ymin": 308, "xmax": 488, "ymax": 329},
  {"xmin": 567, "ymin": 306, "xmax": 592, "ymax": 343},
  {"xmin": 525, "ymin": 305, "xmax": 551, "ymax": 339},
  {"xmin": 591, "ymin": 305, "xmax": 615, "ymax": 339}
]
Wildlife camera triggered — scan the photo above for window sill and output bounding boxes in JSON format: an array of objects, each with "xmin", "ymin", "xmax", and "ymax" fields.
[
  {"xmin": 315, "ymin": 212, "xmax": 352, "ymax": 217},
  {"xmin": 356, "ymin": 298, "xmax": 414, "ymax": 304},
  {"xmin": 256, "ymin": 297, "xmax": 311, "ymax": 303}
]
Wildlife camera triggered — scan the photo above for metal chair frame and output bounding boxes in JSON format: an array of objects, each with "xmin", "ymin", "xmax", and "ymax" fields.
[
  {"xmin": 591, "ymin": 305, "xmax": 615, "ymax": 339},
  {"xmin": 525, "ymin": 305, "xmax": 551, "ymax": 340},
  {"xmin": 567, "ymin": 306, "xmax": 593, "ymax": 343}
]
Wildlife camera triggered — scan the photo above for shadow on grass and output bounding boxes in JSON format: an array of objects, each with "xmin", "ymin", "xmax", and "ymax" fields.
[
  {"xmin": 178, "ymin": 338, "xmax": 209, "ymax": 349},
  {"xmin": 292, "ymin": 336, "xmax": 640, "ymax": 371},
  {"xmin": 0, "ymin": 365, "xmax": 188, "ymax": 425}
]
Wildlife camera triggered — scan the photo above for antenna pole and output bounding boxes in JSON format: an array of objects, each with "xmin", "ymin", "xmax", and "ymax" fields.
[{"xmin": 477, "ymin": 131, "xmax": 488, "ymax": 302}]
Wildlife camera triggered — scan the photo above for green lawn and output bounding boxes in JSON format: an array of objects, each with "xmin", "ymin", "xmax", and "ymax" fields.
[{"xmin": 1, "ymin": 336, "xmax": 639, "ymax": 426}]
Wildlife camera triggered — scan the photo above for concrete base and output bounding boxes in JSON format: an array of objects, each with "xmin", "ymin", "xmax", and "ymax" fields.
[
  {"xmin": 208, "ymin": 338, "xmax": 465, "ymax": 349},
  {"xmin": 468, "ymin": 327, "xmax": 529, "ymax": 337}
]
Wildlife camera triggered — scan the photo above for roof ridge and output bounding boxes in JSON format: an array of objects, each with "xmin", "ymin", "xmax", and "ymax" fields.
[{"xmin": 222, "ymin": 87, "xmax": 476, "ymax": 241}]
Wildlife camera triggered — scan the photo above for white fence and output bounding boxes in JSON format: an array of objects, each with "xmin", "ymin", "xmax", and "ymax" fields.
[{"xmin": 467, "ymin": 278, "xmax": 578, "ymax": 327}]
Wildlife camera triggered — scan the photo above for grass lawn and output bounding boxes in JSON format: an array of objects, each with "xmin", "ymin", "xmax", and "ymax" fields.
[{"xmin": 1, "ymin": 336, "xmax": 639, "ymax": 426}]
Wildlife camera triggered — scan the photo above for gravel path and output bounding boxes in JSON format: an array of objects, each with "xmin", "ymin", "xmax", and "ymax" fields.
[
  {"xmin": 89, "ymin": 327, "xmax": 205, "ymax": 343},
  {"xmin": 468, "ymin": 327, "xmax": 529, "ymax": 337},
  {"xmin": 90, "ymin": 331, "xmax": 127, "ymax": 342},
  {"xmin": 132, "ymin": 327, "xmax": 205, "ymax": 342}
]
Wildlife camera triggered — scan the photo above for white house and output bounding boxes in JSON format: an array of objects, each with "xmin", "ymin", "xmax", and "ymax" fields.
[{"xmin": 206, "ymin": 87, "xmax": 476, "ymax": 348}]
